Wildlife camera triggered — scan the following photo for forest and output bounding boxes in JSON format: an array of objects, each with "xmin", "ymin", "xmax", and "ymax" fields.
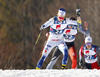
[{"xmin": 0, "ymin": 0, "xmax": 100, "ymax": 69}]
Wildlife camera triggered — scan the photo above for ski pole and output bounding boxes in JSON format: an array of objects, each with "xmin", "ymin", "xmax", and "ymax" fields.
[
  {"xmin": 26, "ymin": 31, "xmax": 42, "ymax": 68},
  {"xmin": 83, "ymin": 21, "xmax": 86, "ymax": 44},
  {"xmin": 76, "ymin": 6, "xmax": 82, "ymax": 69}
]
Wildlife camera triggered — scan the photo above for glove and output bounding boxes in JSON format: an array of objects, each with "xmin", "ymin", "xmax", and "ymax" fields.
[
  {"xmin": 99, "ymin": 60, "xmax": 100, "ymax": 66},
  {"xmin": 46, "ymin": 32, "xmax": 49, "ymax": 37},
  {"xmin": 79, "ymin": 60, "xmax": 83, "ymax": 66},
  {"xmin": 40, "ymin": 25, "xmax": 45, "ymax": 31},
  {"xmin": 76, "ymin": 9, "xmax": 81, "ymax": 17},
  {"xmin": 84, "ymin": 21, "xmax": 88, "ymax": 30}
]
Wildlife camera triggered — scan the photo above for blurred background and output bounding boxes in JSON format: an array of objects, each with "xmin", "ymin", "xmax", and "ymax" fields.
[{"xmin": 0, "ymin": 0, "xmax": 100, "ymax": 69}]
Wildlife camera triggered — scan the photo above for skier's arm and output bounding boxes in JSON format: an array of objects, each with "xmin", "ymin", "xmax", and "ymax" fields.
[
  {"xmin": 79, "ymin": 26, "xmax": 90, "ymax": 36},
  {"xmin": 79, "ymin": 46, "xmax": 83, "ymax": 60},
  {"xmin": 96, "ymin": 46, "xmax": 100, "ymax": 52},
  {"xmin": 76, "ymin": 9, "xmax": 82, "ymax": 28},
  {"xmin": 77, "ymin": 16, "xmax": 90, "ymax": 36},
  {"xmin": 76, "ymin": 9, "xmax": 90, "ymax": 36},
  {"xmin": 96, "ymin": 46, "xmax": 100, "ymax": 66},
  {"xmin": 40, "ymin": 18, "xmax": 54, "ymax": 30},
  {"xmin": 77, "ymin": 17, "xmax": 82, "ymax": 25},
  {"xmin": 78, "ymin": 21, "xmax": 90, "ymax": 36}
]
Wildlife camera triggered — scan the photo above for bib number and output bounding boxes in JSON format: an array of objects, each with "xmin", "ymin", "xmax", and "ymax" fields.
[
  {"xmin": 55, "ymin": 30, "xmax": 62, "ymax": 35},
  {"xmin": 86, "ymin": 55, "xmax": 92, "ymax": 60},
  {"xmin": 64, "ymin": 35, "xmax": 74, "ymax": 40}
]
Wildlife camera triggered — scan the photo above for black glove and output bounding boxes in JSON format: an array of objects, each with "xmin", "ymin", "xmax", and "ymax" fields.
[
  {"xmin": 76, "ymin": 9, "xmax": 81, "ymax": 17},
  {"xmin": 79, "ymin": 60, "xmax": 83, "ymax": 66},
  {"xmin": 40, "ymin": 25, "xmax": 45, "ymax": 31},
  {"xmin": 99, "ymin": 60, "xmax": 100, "ymax": 66}
]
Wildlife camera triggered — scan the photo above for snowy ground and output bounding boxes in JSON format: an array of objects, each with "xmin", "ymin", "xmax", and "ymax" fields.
[{"xmin": 0, "ymin": 69, "xmax": 100, "ymax": 77}]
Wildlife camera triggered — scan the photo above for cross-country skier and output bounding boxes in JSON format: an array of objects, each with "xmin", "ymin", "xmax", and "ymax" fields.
[
  {"xmin": 36, "ymin": 8, "xmax": 69, "ymax": 69},
  {"xmin": 79, "ymin": 36, "xmax": 100, "ymax": 69},
  {"xmin": 46, "ymin": 9, "xmax": 90, "ymax": 69}
]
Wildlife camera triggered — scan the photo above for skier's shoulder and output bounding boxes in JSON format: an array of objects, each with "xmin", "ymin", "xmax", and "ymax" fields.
[
  {"xmin": 92, "ymin": 45, "xmax": 98, "ymax": 48},
  {"xmin": 48, "ymin": 17, "xmax": 56, "ymax": 21},
  {"xmin": 52, "ymin": 16, "xmax": 58, "ymax": 21},
  {"xmin": 66, "ymin": 18, "xmax": 70, "ymax": 21},
  {"xmin": 52, "ymin": 17, "xmax": 69, "ymax": 20},
  {"xmin": 91, "ymin": 45, "xmax": 100, "ymax": 51}
]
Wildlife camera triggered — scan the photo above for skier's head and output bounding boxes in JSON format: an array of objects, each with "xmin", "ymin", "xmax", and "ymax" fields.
[
  {"xmin": 70, "ymin": 17, "xmax": 76, "ymax": 20},
  {"xmin": 85, "ymin": 36, "xmax": 92, "ymax": 43},
  {"xmin": 57, "ymin": 8, "xmax": 66, "ymax": 16},
  {"xmin": 85, "ymin": 36, "xmax": 92, "ymax": 49},
  {"xmin": 67, "ymin": 17, "xmax": 77, "ymax": 29},
  {"xmin": 57, "ymin": 8, "xmax": 66, "ymax": 22}
]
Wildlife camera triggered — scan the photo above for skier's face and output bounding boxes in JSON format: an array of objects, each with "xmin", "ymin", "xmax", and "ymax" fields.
[
  {"xmin": 57, "ymin": 15, "xmax": 65, "ymax": 22},
  {"xmin": 68, "ymin": 24, "xmax": 74, "ymax": 29},
  {"xmin": 86, "ymin": 42, "xmax": 92, "ymax": 49}
]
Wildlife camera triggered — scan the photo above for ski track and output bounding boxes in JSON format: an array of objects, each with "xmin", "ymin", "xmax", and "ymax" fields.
[{"xmin": 0, "ymin": 69, "xmax": 100, "ymax": 77}]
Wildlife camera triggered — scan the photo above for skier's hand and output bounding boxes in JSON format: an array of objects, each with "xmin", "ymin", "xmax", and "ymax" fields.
[
  {"xmin": 46, "ymin": 32, "xmax": 49, "ymax": 37},
  {"xmin": 79, "ymin": 60, "xmax": 83, "ymax": 66},
  {"xmin": 76, "ymin": 9, "xmax": 81, "ymax": 17},
  {"xmin": 84, "ymin": 21, "xmax": 88, "ymax": 30},
  {"xmin": 40, "ymin": 25, "xmax": 45, "ymax": 31},
  {"xmin": 99, "ymin": 60, "xmax": 100, "ymax": 66}
]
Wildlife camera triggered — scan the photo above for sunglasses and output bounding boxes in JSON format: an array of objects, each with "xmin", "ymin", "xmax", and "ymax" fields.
[
  {"xmin": 86, "ymin": 43, "xmax": 91, "ymax": 45},
  {"xmin": 59, "ymin": 17, "xmax": 65, "ymax": 20},
  {"xmin": 68, "ymin": 24, "xmax": 74, "ymax": 27}
]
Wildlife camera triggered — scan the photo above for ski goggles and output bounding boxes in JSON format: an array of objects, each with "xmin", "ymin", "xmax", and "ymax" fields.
[
  {"xmin": 86, "ymin": 43, "xmax": 91, "ymax": 45},
  {"xmin": 58, "ymin": 17, "xmax": 65, "ymax": 20},
  {"xmin": 68, "ymin": 24, "xmax": 74, "ymax": 27}
]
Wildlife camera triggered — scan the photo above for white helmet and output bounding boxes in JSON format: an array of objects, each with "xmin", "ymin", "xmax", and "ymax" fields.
[
  {"xmin": 58, "ymin": 8, "xmax": 66, "ymax": 16},
  {"xmin": 85, "ymin": 36, "xmax": 92, "ymax": 43}
]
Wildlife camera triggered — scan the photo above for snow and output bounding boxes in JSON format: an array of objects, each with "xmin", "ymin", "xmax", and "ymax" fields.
[{"xmin": 0, "ymin": 69, "xmax": 100, "ymax": 77}]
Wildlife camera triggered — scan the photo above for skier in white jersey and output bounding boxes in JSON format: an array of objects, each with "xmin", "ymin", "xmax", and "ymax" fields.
[
  {"xmin": 36, "ymin": 8, "xmax": 69, "ymax": 69},
  {"xmin": 79, "ymin": 36, "xmax": 100, "ymax": 69},
  {"xmin": 46, "ymin": 9, "xmax": 90, "ymax": 69}
]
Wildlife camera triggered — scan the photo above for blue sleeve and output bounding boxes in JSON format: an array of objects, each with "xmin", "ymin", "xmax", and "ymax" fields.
[
  {"xmin": 96, "ymin": 46, "xmax": 100, "ymax": 52},
  {"xmin": 78, "ymin": 25, "xmax": 90, "ymax": 36}
]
